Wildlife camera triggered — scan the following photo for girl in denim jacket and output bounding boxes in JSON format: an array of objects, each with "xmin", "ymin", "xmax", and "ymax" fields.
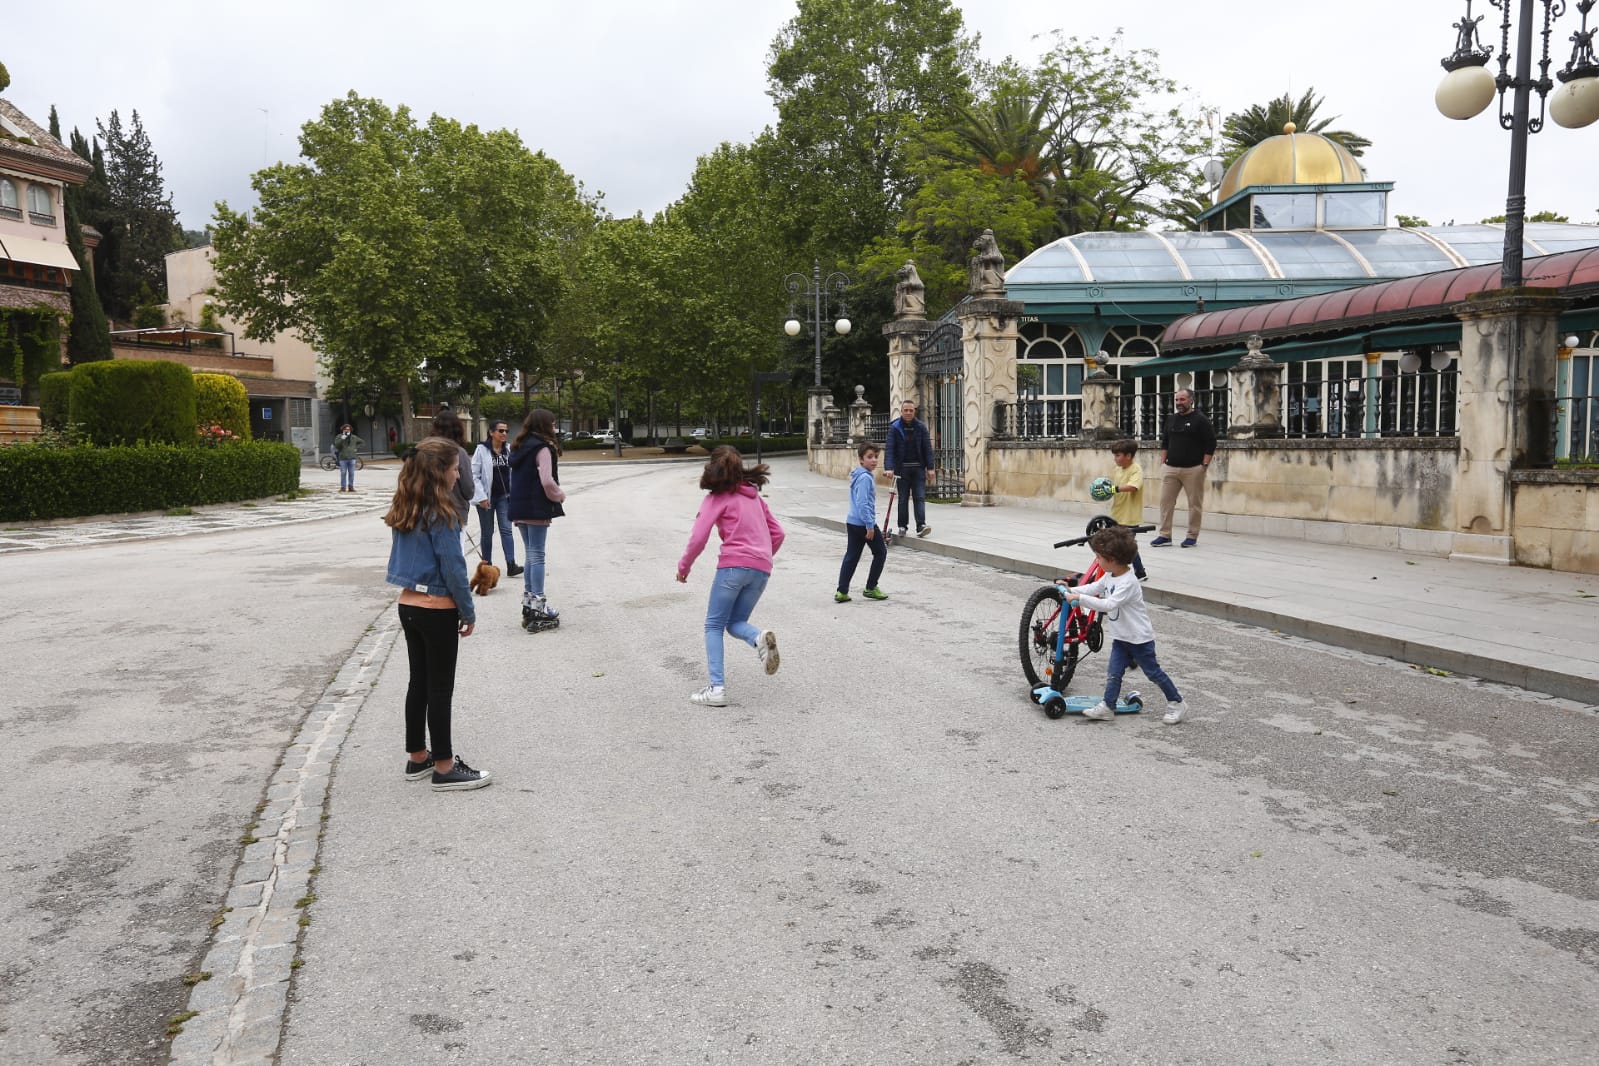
[{"xmin": 385, "ymin": 438, "xmax": 489, "ymax": 792}]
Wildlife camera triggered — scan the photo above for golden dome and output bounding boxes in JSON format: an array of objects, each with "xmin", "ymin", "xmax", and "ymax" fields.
[{"xmin": 1216, "ymin": 126, "xmax": 1364, "ymax": 201}]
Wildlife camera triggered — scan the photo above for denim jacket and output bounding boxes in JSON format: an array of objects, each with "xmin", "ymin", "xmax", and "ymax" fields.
[{"xmin": 385, "ymin": 519, "xmax": 476, "ymax": 624}]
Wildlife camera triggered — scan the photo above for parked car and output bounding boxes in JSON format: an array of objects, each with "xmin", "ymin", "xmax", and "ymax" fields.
[
  {"xmin": 571, "ymin": 431, "xmax": 593, "ymax": 440},
  {"xmin": 595, "ymin": 431, "xmax": 620, "ymax": 446},
  {"xmin": 691, "ymin": 427, "xmax": 709, "ymax": 439}
]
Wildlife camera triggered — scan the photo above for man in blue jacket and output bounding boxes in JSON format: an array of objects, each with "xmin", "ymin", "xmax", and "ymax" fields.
[{"xmin": 883, "ymin": 399, "xmax": 937, "ymax": 538}]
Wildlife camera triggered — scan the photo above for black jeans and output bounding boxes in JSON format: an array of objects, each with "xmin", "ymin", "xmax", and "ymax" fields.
[
  {"xmin": 838, "ymin": 523, "xmax": 887, "ymax": 594},
  {"xmin": 399, "ymin": 603, "xmax": 460, "ymax": 762},
  {"xmin": 895, "ymin": 466, "xmax": 927, "ymax": 530}
]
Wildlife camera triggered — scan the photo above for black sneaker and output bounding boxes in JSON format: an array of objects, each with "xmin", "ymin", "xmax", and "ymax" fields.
[
  {"xmin": 404, "ymin": 752, "xmax": 433, "ymax": 781},
  {"xmin": 507, "ymin": 562, "xmax": 524, "ymax": 576},
  {"xmin": 432, "ymin": 757, "xmax": 491, "ymax": 792}
]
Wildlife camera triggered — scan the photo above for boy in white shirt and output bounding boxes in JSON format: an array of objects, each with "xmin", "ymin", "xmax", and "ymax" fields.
[{"xmin": 1061, "ymin": 526, "xmax": 1189, "ymax": 725}]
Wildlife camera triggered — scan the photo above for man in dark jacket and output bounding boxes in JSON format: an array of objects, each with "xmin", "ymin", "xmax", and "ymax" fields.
[
  {"xmin": 1151, "ymin": 388, "xmax": 1217, "ymax": 548},
  {"xmin": 883, "ymin": 400, "xmax": 937, "ymax": 537}
]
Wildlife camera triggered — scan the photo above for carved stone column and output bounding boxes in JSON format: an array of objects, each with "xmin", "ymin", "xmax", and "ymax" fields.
[
  {"xmin": 806, "ymin": 385, "xmax": 833, "ymax": 455},
  {"xmin": 882, "ymin": 318, "xmax": 930, "ymax": 412},
  {"xmin": 847, "ymin": 384, "xmax": 872, "ymax": 443},
  {"xmin": 1079, "ymin": 353, "xmax": 1124, "ymax": 441},
  {"xmin": 1450, "ymin": 288, "xmax": 1567, "ymax": 563},
  {"xmin": 1225, "ymin": 334, "xmax": 1286, "ymax": 440},
  {"xmin": 956, "ymin": 296, "xmax": 1023, "ymax": 505}
]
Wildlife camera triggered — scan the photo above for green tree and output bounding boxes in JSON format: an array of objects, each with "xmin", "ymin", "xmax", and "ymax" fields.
[
  {"xmin": 1221, "ymin": 89, "xmax": 1372, "ymax": 164},
  {"xmin": 1478, "ymin": 210, "xmax": 1570, "ymax": 223},
  {"xmin": 1030, "ymin": 34, "xmax": 1209, "ymax": 235},
  {"xmin": 92, "ymin": 109, "xmax": 186, "ymax": 320},
  {"xmin": 765, "ymin": 0, "xmax": 976, "ymax": 256},
  {"xmin": 1396, "ymin": 214, "xmax": 1431, "ymax": 228},
  {"xmin": 46, "ymin": 112, "xmax": 113, "ymax": 362}
]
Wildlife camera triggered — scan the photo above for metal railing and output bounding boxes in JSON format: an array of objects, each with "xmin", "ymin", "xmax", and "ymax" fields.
[
  {"xmin": 1280, "ymin": 370, "xmax": 1458, "ymax": 439},
  {"xmin": 1556, "ymin": 391, "xmax": 1598, "ymax": 461},
  {"xmin": 868, "ymin": 412, "xmax": 889, "ymax": 440},
  {"xmin": 1122, "ymin": 388, "xmax": 1229, "ymax": 442},
  {"xmin": 993, "ymin": 398, "xmax": 1083, "ymax": 440}
]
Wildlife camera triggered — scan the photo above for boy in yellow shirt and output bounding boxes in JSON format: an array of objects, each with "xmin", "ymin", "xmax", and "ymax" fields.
[{"xmin": 1108, "ymin": 439, "xmax": 1147, "ymax": 581}]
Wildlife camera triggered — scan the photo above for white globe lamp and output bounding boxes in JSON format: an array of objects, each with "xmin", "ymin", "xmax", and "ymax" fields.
[
  {"xmin": 1436, "ymin": 63, "xmax": 1497, "ymax": 120},
  {"xmin": 1399, "ymin": 351, "xmax": 1422, "ymax": 373},
  {"xmin": 834, "ymin": 317, "xmax": 851, "ymax": 336},
  {"xmin": 1549, "ymin": 75, "xmax": 1599, "ymax": 129},
  {"xmin": 784, "ymin": 318, "xmax": 801, "ymax": 337}
]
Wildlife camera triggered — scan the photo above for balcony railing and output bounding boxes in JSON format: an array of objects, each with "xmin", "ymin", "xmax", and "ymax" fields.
[{"xmin": 1281, "ymin": 369, "xmax": 1458, "ymax": 439}]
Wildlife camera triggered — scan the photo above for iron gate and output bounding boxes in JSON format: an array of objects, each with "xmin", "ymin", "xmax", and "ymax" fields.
[{"xmin": 917, "ymin": 319, "xmax": 964, "ymax": 500}]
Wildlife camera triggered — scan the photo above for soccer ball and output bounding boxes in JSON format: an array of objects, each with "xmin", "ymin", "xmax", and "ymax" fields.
[{"xmin": 1089, "ymin": 476, "xmax": 1115, "ymax": 502}]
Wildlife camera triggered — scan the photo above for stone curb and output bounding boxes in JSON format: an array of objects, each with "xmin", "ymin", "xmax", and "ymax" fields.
[
  {"xmin": 166, "ymin": 610, "xmax": 401, "ymax": 1065},
  {"xmin": 795, "ymin": 515, "xmax": 1593, "ymax": 705}
]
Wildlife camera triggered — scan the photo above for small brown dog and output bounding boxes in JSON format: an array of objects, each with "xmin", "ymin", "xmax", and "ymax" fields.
[{"xmin": 470, "ymin": 559, "xmax": 501, "ymax": 596}]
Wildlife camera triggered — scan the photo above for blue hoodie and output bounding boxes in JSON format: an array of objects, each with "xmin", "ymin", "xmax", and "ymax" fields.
[{"xmin": 846, "ymin": 464, "xmax": 877, "ymax": 528}]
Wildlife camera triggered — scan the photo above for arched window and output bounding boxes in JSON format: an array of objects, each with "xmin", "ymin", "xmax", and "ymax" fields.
[
  {"xmin": 26, "ymin": 183, "xmax": 55, "ymax": 222},
  {"xmin": 0, "ymin": 178, "xmax": 19, "ymax": 218}
]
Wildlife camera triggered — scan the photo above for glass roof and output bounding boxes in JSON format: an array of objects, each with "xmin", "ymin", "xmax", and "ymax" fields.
[{"xmin": 1006, "ymin": 223, "xmax": 1599, "ymax": 289}]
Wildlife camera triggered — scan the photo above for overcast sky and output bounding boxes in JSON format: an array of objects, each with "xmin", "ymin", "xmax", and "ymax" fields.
[{"xmin": 7, "ymin": 0, "xmax": 1598, "ymax": 232}]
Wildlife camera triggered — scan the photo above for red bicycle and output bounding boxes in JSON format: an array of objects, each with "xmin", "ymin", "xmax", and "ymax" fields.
[{"xmin": 1019, "ymin": 518, "xmax": 1155, "ymax": 708}]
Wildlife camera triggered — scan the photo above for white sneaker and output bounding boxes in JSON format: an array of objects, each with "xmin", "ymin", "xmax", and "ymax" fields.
[
  {"xmin": 1163, "ymin": 701, "xmax": 1188, "ymax": 725},
  {"xmin": 1082, "ymin": 701, "xmax": 1115, "ymax": 721},
  {"xmin": 757, "ymin": 630, "xmax": 780, "ymax": 675},
  {"xmin": 690, "ymin": 686, "xmax": 727, "ymax": 707},
  {"xmin": 896, "ymin": 527, "xmax": 908, "ymax": 538}
]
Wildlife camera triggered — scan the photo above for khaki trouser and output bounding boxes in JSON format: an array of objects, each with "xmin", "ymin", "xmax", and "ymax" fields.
[{"xmin": 1158, "ymin": 464, "xmax": 1207, "ymax": 539}]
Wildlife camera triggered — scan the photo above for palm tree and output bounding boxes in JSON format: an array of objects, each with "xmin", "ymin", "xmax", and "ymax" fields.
[{"xmin": 1220, "ymin": 89, "xmax": 1372, "ymax": 165}]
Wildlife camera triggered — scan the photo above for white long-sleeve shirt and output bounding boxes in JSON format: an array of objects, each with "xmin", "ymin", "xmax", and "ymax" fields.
[{"xmin": 1071, "ymin": 571, "xmax": 1155, "ymax": 644}]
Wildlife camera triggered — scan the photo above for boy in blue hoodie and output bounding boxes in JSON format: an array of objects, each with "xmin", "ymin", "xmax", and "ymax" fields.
[{"xmin": 836, "ymin": 443, "xmax": 889, "ymax": 603}]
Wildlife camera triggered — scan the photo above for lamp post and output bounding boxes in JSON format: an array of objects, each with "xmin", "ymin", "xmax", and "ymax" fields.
[
  {"xmin": 783, "ymin": 259, "xmax": 852, "ymax": 389},
  {"xmin": 1436, "ymin": 0, "xmax": 1599, "ymax": 287}
]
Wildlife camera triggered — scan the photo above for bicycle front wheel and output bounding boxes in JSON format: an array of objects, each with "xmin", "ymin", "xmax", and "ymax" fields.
[
  {"xmin": 319, "ymin": 454, "xmax": 336, "ymax": 471},
  {"xmin": 1019, "ymin": 585, "xmax": 1066, "ymax": 688},
  {"xmin": 355, "ymin": 456, "xmax": 366, "ymax": 470}
]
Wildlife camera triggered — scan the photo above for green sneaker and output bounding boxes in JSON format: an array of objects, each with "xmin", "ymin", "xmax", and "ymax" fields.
[
  {"xmin": 862, "ymin": 587, "xmax": 889, "ymax": 600},
  {"xmin": 834, "ymin": 591, "xmax": 851, "ymax": 603}
]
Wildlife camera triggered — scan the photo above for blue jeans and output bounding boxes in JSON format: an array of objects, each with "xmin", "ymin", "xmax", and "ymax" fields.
[
  {"xmin": 518, "ymin": 523, "xmax": 549, "ymax": 596},
  {"xmin": 895, "ymin": 466, "xmax": 927, "ymax": 530},
  {"xmin": 1103, "ymin": 638, "xmax": 1181, "ymax": 707},
  {"xmin": 476, "ymin": 498, "xmax": 516, "ymax": 567},
  {"xmin": 704, "ymin": 566, "xmax": 769, "ymax": 687},
  {"xmin": 838, "ymin": 523, "xmax": 886, "ymax": 593},
  {"xmin": 337, "ymin": 458, "xmax": 356, "ymax": 490}
]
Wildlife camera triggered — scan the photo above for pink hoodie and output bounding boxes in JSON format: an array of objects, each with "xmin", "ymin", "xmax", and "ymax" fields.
[{"xmin": 678, "ymin": 483, "xmax": 786, "ymax": 578}]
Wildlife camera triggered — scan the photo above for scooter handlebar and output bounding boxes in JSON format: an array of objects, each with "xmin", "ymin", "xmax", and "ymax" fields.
[{"xmin": 1053, "ymin": 523, "xmax": 1156, "ymax": 549}]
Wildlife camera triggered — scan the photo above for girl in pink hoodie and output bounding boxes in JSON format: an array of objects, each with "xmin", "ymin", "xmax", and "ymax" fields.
[{"xmin": 676, "ymin": 446, "xmax": 786, "ymax": 706}]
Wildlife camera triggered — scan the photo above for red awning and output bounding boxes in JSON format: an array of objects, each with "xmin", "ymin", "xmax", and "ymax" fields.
[{"xmin": 1163, "ymin": 247, "xmax": 1599, "ymax": 349}]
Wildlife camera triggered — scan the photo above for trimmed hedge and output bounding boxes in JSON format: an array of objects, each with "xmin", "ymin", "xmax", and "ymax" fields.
[
  {"xmin": 0, "ymin": 441, "xmax": 301, "ymax": 521},
  {"xmin": 69, "ymin": 360, "xmax": 196, "ymax": 445},
  {"xmin": 38, "ymin": 371, "xmax": 72, "ymax": 428},
  {"xmin": 194, "ymin": 373, "xmax": 252, "ymax": 440},
  {"xmin": 704, "ymin": 434, "xmax": 807, "ymax": 453}
]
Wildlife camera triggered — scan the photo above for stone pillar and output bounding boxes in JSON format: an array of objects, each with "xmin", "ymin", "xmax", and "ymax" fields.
[
  {"xmin": 956, "ymin": 297, "xmax": 1023, "ymax": 505},
  {"xmin": 883, "ymin": 318, "xmax": 930, "ymax": 412},
  {"xmin": 806, "ymin": 385, "xmax": 833, "ymax": 455},
  {"xmin": 1079, "ymin": 353, "xmax": 1124, "ymax": 441},
  {"xmin": 1450, "ymin": 288, "xmax": 1568, "ymax": 564},
  {"xmin": 847, "ymin": 384, "xmax": 871, "ymax": 443},
  {"xmin": 1225, "ymin": 334, "xmax": 1286, "ymax": 439}
]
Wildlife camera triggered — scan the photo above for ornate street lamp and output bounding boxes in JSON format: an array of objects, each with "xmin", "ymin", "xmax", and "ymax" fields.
[
  {"xmin": 1436, "ymin": 0, "xmax": 1599, "ymax": 287},
  {"xmin": 783, "ymin": 259, "xmax": 851, "ymax": 389}
]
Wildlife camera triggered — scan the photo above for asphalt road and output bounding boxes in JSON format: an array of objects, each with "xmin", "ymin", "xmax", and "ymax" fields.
[
  {"xmin": 2, "ymin": 458, "xmax": 1594, "ymax": 1064},
  {"xmin": 269, "ymin": 460, "xmax": 1597, "ymax": 1065}
]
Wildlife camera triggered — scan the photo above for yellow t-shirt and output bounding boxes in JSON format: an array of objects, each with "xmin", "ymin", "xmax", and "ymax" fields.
[{"xmin": 1109, "ymin": 460, "xmax": 1143, "ymax": 526}]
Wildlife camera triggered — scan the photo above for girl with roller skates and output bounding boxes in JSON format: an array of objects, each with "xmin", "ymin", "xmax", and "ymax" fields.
[
  {"xmin": 384, "ymin": 437, "xmax": 489, "ymax": 791},
  {"xmin": 677, "ymin": 446, "xmax": 786, "ymax": 706},
  {"xmin": 508, "ymin": 408, "xmax": 567, "ymax": 632}
]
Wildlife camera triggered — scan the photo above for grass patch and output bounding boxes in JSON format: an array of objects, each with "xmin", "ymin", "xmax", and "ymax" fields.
[
  {"xmin": 295, "ymin": 894, "xmax": 316, "ymax": 908},
  {"xmin": 240, "ymin": 501, "xmax": 258, "ymax": 508},
  {"xmin": 166, "ymin": 1010, "xmax": 199, "ymax": 1038},
  {"xmin": 164, "ymin": 506, "xmax": 196, "ymax": 517},
  {"xmin": 291, "ymin": 958, "xmax": 305, "ymax": 970},
  {"xmin": 181, "ymin": 971, "xmax": 213, "ymax": 987}
]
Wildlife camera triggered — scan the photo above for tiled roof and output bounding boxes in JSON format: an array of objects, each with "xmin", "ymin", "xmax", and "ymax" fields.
[{"xmin": 0, "ymin": 98, "xmax": 93, "ymax": 181}]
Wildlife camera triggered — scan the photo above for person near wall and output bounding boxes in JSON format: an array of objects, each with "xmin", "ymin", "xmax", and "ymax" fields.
[
  {"xmin": 332, "ymin": 424, "xmax": 363, "ymax": 492},
  {"xmin": 883, "ymin": 400, "xmax": 937, "ymax": 538},
  {"xmin": 1151, "ymin": 389, "xmax": 1217, "ymax": 549},
  {"xmin": 470, "ymin": 420, "xmax": 522, "ymax": 577},
  {"xmin": 428, "ymin": 409, "xmax": 475, "ymax": 523}
]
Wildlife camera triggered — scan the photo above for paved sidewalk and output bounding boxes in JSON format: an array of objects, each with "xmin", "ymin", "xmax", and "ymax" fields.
[{"xmin": 764, "ymin": 462, "xmax": 1599, "ymax": 707}]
